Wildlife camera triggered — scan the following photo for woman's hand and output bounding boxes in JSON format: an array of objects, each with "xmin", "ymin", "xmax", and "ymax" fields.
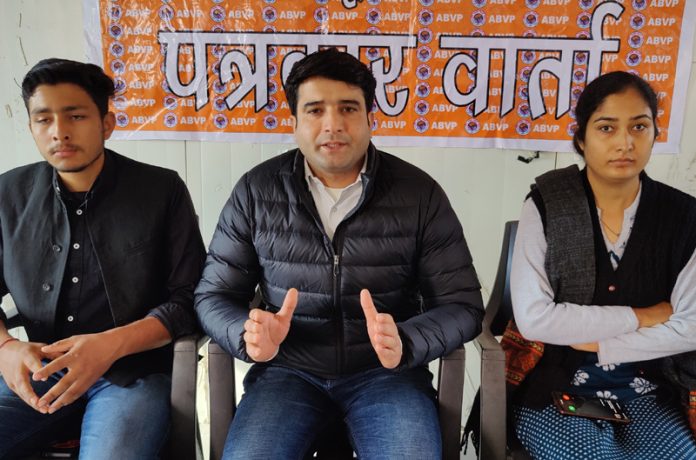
[
  {"xmin": 570, "ymin": 342, "xmax": 599, "ymax": 352},
  {"xmin": 632, "ymin": 301, "xmax": 672, "ymax": 329}
]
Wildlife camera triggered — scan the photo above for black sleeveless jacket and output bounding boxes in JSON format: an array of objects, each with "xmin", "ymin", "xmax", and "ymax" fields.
[{"xmin": 517, "ymin": 167, "xmax": 696, "ymax": 408}]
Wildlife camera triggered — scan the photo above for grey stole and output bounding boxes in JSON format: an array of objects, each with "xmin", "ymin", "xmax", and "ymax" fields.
[{"xmin": 535, "ymin": 164, "xmax": 595, "ymax": 305}]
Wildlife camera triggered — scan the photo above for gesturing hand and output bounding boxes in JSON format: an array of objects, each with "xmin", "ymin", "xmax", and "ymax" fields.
[
  {"xmin": 33, "ymin": 333, "xmax": 121, "ymax": 414},
  {"xmin": 360, "ymin": 289, "xmax": 402, "ymax": 369},
  {"xmin": 0, "ymin": 340, "xmax": 59, "ymax": 412},
  {"xmin": 243, "ymin": 288, "xmax": 298, "ymax": 362}
]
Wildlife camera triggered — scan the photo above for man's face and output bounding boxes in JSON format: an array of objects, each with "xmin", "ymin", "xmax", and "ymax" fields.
[
  {"xmin": 292, "ymin": 77, "xmax": 374, "ymax": 188},
  {"xmin": 27, "ymin": 83, "xmax": 114, "ymax": 181}
]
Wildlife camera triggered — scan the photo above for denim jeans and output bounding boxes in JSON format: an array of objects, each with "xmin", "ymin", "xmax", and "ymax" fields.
[
  {"xmin": 224, "ymin": 364, "xmax": 441, "ymax": 460},
  {"xmin": 0, "ymin": 371, "xmax": 171, "ymax": 460}
]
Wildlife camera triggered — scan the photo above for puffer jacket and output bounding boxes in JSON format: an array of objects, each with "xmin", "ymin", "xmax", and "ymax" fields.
[{"xmin": 195, "ymin": 145, "xmax": 483, "ymax": 378}]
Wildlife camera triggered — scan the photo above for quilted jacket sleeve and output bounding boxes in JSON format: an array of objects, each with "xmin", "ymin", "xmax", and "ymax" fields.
[
  {"xmin": 397, "ymin": 180, "xmax": 484, "ymax": 368},
  {"xmin": 194, "ymin": 174, "xmax": 260, "ymax": 362}
]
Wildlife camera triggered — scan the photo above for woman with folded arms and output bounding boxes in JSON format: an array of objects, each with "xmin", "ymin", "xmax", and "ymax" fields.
[{"xmin": 508, "ymin": 71, "xmax": 696, "ymax": 459}]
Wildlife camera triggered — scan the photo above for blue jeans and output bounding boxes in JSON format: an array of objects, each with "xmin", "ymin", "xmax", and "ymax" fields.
[
  {"xmin": 224, "ymin": 364, "xmax": 441, "ymax": 460},
  {"xmin": 0, "ymin": 371, "xmax": 171, "ymax": 460}
]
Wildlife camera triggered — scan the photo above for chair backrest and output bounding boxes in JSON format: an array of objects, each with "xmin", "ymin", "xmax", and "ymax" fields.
[
  {"xmin": 472, "ymin": 220, "xmax": 522, "ymax": 460},
  {"xmin": 484, "ymin": 221, "xmax": 518, "ymax": 336}
]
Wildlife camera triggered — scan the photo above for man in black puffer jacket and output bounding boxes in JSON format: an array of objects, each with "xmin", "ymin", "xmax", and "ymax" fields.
[{"xmin": 195, "ymin": 48, "xmax": 483, "ymax": 459}]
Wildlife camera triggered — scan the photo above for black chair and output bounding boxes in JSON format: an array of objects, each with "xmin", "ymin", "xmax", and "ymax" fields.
[
  {"xmin": 204, "ymin": 331, "xmax": 467, "ymax": 459},
  {"xmin": 469, "ymin": 220, "xmax": 532, "ymax": 460},
  {"xmin": 3, "ymin": 304, "xmax": 199, "ymax": 460}
]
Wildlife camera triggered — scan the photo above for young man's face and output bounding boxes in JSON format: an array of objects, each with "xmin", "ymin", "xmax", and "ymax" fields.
[
  {"xmin": 292, "ymin": 77, "xmax": 374, "ymax": 188},
  {"xmin": 27, "ymin": 83, "xmax": 115, "ymax": 186}
]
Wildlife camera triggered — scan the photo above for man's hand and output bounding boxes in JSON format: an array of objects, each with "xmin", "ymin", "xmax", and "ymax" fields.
[
  {"xmin": 633, "ymin": 301, "xmax": 672, "ymax": 329},
  {"xmin": 360, "ymin": 289, "xmax": 402, "ymax": 369},
  {"xmin": 0, "ymin": 340, "xmax": 58, "ymax": 412},
  {"xmin": 243, "ymin": 288, "xmax": 298, "ymax": 362},
  {"xmin": 32, "ymin": 333, "xmax": 122, "ymax": 414}
]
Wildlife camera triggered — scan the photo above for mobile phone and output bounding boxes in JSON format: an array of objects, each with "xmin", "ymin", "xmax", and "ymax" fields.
[{"xmin": 551, "ymin": 391, "xmax": 630, "ymax": 423}]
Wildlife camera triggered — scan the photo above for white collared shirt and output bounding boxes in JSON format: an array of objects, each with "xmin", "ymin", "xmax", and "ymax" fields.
[{"xmin": 304, "ymin": 156, "xmax": 367, "ymax": 240}]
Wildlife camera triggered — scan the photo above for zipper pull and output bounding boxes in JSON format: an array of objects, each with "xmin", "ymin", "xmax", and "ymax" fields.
[{"xmin": 333, "ymin": 255, "xmax": 340, "ymax": 276}]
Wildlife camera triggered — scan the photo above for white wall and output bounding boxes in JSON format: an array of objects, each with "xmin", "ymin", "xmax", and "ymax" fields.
[{"xmin": 3, "ymin": 0, "xmax": 696, "ymax": 416}]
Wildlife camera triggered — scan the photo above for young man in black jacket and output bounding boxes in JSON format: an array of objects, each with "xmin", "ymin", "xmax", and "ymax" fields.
[
  {"xmin": 195, "ymin": 48, "xmax": 484, "ymax": 459},
  {"xmin": 0, "ymin": 59, "xmax": 205, "ymax": 459}
]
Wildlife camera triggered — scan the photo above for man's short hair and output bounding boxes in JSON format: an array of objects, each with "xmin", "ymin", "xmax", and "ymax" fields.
[
  {"xmin": 21, "ymin": 58, "xmax": 115, "ymax": 117},
  {"xmin": 284, "ymin": 48, "xmax": 377, "ymax": 116}
]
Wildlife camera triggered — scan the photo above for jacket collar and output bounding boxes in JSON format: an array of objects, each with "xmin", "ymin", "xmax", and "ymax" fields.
[
  {"xmin": 290, "ymin": 143, "xmax": 380, "ymax": 233},
  {"xmin": 360, "ymin": 143, "xmax": 379, "ymax": 199}
]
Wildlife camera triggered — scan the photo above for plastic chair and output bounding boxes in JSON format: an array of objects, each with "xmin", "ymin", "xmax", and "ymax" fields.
[{"xmin": 467, "ymin": 220, "xmax": 532, "ymax": 460}]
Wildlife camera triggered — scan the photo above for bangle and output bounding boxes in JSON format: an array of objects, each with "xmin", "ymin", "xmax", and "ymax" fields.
[{"xmin": 0, "ymin": 337, "xmax": 18, "ymax": 351}]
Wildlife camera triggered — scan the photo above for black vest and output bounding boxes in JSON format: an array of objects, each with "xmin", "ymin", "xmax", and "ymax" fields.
[{"xmin": 516, "ymin": 170, "xmax": 696, "ymax": 408}]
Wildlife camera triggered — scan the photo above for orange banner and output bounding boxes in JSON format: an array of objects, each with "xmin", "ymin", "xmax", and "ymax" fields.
[{"xmin": 84, "ymin": 0, "xmax": 695, "ymax": 153}]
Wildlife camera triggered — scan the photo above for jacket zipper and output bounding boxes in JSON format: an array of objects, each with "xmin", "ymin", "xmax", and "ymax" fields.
[
  {"xmin": 293, "ymin": 166, "xmax": 357, "ymax": 375},
  {"xmin": 332, "ymin": 248, "xmax": 345, "ymax": 374}
]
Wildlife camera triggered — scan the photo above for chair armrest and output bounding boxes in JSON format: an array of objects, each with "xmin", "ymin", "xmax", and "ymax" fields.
[
  {"xmin": 169, "ymin": 334, "xmax": 201, "ymax": 460},
  {"xmin": 208, "ymin": 340, "xmax": 236, "ymax": 460},
  {"xmin": 438, "ymin": 346, "xmax": 465, "ymax": 460},
  {"xmin": 473, "ymin": 329, "xmax": 506, "ymax": 460}
]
